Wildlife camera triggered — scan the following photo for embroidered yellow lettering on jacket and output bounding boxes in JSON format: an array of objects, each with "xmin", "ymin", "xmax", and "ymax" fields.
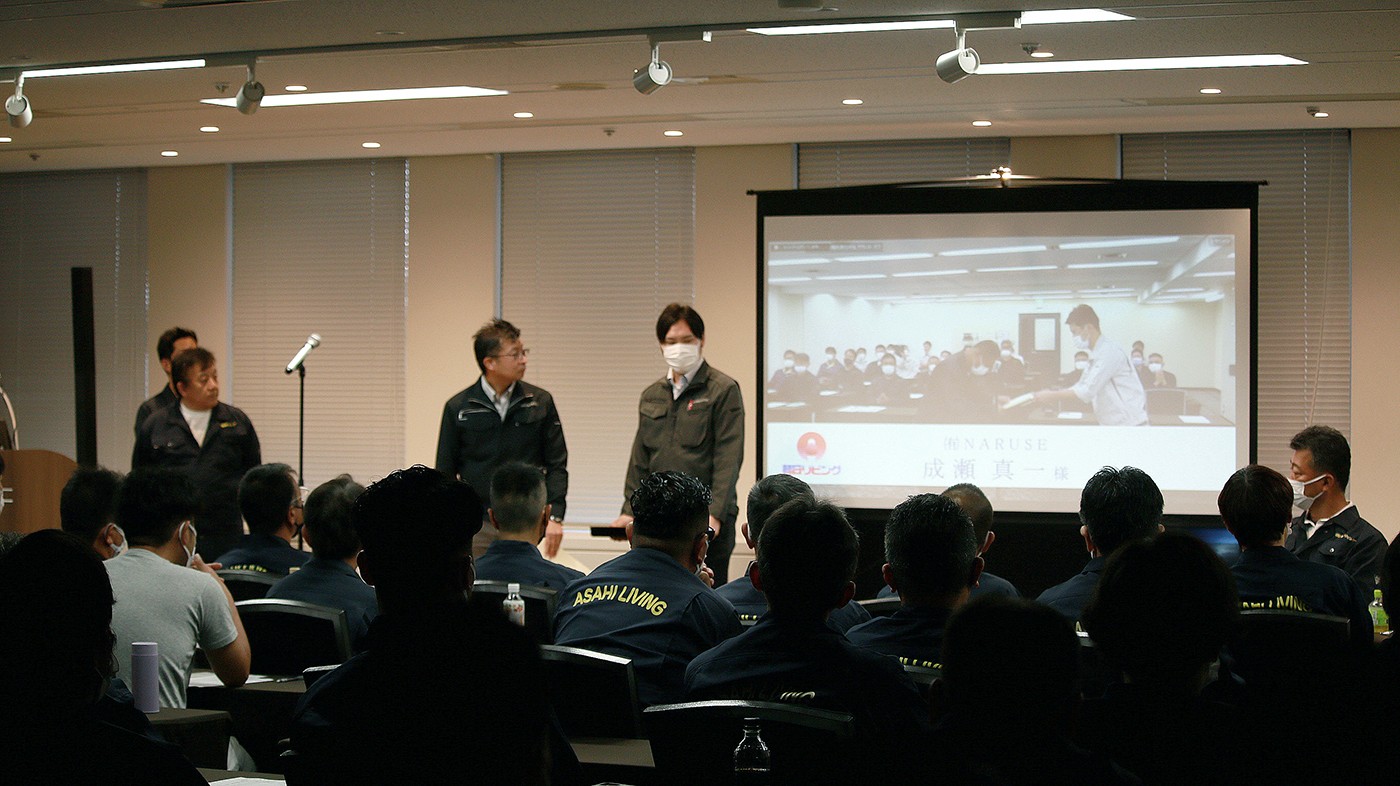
[{"xmin": 571, "ymin": 584, "xmax": 669, "ymax": 616}]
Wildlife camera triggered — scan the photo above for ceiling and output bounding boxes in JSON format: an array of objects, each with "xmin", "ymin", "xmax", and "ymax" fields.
[{"xmin": 1, "ymin": 1, "xmax": 1397, "ymax": 172}]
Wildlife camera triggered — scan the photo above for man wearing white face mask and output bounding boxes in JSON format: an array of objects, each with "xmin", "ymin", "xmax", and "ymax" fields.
[
  {"xmin": 106, "ymin": 467, "xmax": 250, "ymax": 709},
  {"xmin": 1283, "ymin": 425, "xmax": 1387, "ymax": 591},
  {"xmin": 612, "ymin": 303, "xmax": 746, "ymax": 585},
  {"xmin": 1033, "ymin": 305, "xmax": 1147, "ymax": 426}
]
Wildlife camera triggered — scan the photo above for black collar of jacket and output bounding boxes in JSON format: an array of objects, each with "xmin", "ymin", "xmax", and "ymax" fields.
[
  {"xmin": 465, "ymin": 377, "xmax": 536, "ymax": 410},
  {"xmin": 155, "ymin": 400, "xmax": 236, "ymax": 444}
]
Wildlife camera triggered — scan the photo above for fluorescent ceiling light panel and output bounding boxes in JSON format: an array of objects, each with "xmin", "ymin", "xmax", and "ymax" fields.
[
  {"xmin": 1023, "ymin": 290, "xmax": 1073, "ymax": 295},
  {"xmin": 978, "ymin": 54, "xmax": 1306, "ymax": 75},
  {"xmin": 975, "ymin": 265, "xmax": 1059, "ymax": 273},
  {"xmin": 818, "ymin": 274, "xmax": 887, "ymax": 281},
  {"xmin": 890, "ymin": 269, "xmax": 969, "ymax": 278},
  {"xmin": 1067, "ymin": 260, "xmax": 1159, "ymax": 269},
  {"xmin": 1079, "ymin": 291, "xmax": 1137, "ymax": 298},
  {"xmin": 1059, "ymin": 236, "xmax": 1180, "ymax": 250},
  {"xmin": 941, "ymin": 244, "xmax": 1049, "ymax": 256},
  {"xmin": 202, "ymin": 85, "xmax": 506, "ymax": 108},
  {"xmin": 834, "ymin": 252, "xmax": 934, "ymax": 262},
  {"xmin": 748, "ymin": 8, "xmax": 1129, "ymax": 35},
  {"xmin": 1191, "ymin": 271, "xmax": 1236, "ymax": 278},
  {"xmin": 769, "ymin": 276, "xmax": 813, "ymax": 283},
  {"xmin": 770, "ymin": 257, "xmax": 832, "ymax": 266},
  {"xmin": 25, "ymin": 59, "xmax": 205, "ymax": 78},
  {"xmin": 1165, "ymin": 287, "xmax": 1205, "ymax": 293}
]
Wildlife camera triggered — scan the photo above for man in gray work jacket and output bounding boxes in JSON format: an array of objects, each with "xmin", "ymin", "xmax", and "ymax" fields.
[
  {"xmin": 611, "ymin": 304, "xmax": 745, "ymax": 584},
  {"xmin": 436, "ymin": 319, "xmax": 569, "ymax": 559}
]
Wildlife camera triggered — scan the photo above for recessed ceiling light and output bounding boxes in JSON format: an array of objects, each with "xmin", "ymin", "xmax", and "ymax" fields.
[
  {"xmin": 978, "ymin": 54, "xmax": 1306, "ymax": 75},
  {"xmin": 0, "ymin": 136, "xmax": 11, "ymax": 143},
  {"xmin": 1031, "ymin": 51, "xmax": 1055, "ymax": 58},
  {"xmin": 285, "ymin": 85, "xmax": 308, "ymax": 92},
  {"xmin": 1200, "ymin": 87, "xmax": 1222, "ymax": 94},
  {"xmin": 376, "ymin": 30, "xmax": 405, "ymax": 36},
  {"xmin": 1308, "ymin": 107, "xmax": 1330, "ymax": 118},
  {"xmin": 361, "ymin": 141, "xmax": 381, "ymax": 149},
  {"xmin": 199, "ymin": 126, "xmax": 219, "ymax": 133},
  {"xmin": 201, "ymin": 85, "xmax": 507, "ymax": 108},
  {"xmin": 663, "ymin": 130, "xmax": 684, "ymax": 137},
  {"xmin": 972, "ymin": 120, "xmax": 993, "ymax": 127},
  {"xmin": 24, "ymin": 58, "xmax": 205, "ymax": 78},
  {"xmin": 748, "ymin": 9, "xmax": 1130, "ymax": 35},
  {"xmin": 513, "ymin": 111, "xmax": 534, "ymax": 118},
  {"xmin": 160, "ymin": 150, "xmax": 179, "ymax": 157},
  {"xmin": 842, "ymin": 98, "xmax": 863, "ymax": 105}
]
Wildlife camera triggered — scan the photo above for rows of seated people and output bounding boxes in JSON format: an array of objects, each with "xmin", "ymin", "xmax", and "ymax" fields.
[{"xmin": 4, "ymin": 421, "xmax": 1396, "ymax": 783}]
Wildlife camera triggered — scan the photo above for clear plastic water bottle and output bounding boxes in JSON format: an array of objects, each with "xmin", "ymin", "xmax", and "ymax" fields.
[
  {"xmin": 503, "ymin": 582, "xmax": 526, "ymax": 627},
  {"xmin": 733, "ymin": 717, "xmax": 770, "ymax": 785}
]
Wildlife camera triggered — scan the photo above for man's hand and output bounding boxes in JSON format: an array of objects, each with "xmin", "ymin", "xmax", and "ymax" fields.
[
  {"xmin": 609, "ymin": 514, "xmax": 634, "ymax": 541},
  {"xmin": 192, "ymin": 555, "xmax": 222, "ymax": 578},
  {"xmin": 543, "ymin": 519, "xmax": 564, "ymax": 558},
  {"xmin": 696, "ymin": 563, "xmax": 715, "ymax": 588}
]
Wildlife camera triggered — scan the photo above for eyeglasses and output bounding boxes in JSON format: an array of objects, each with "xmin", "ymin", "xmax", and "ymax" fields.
[
  {"xmin": 696, "ymin": 526, "xmax": 715, "ymax": 544},
  {"xmin": 490, "ymin": 348, "xmax": 530, "ymax": 360}
]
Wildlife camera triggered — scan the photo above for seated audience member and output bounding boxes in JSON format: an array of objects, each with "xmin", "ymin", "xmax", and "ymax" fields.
[
  {"xmin": 817, "ymin": 346, "xmax": 842, "ymax": 388},
  {"xmin": 1059, "ymin": 350, "xmax": 1091, "ymax": 387},
  {"xmin": 766, "ymin": 349, "xmax": 797, "ymax": 392},
  {"xmin": 475, "ymin": 462, "xmax": 585, "ymax": 590},
  {"xmin": 1038, "ymin": 466, "xmax": 1163, "ymax": 622},
  {"xmin": 554, "ymin": 471, "xmax": 742, "ymax": 707},
  {"xmin": 0, "ymin": 531, "xmax": 20, "ymax": 558},
  {"xmin": 1139, "ymin": 352, "xmax": 1177, "ymax": 389},
  {"xmin": 929, "ymin": 596, "xmax": 1140, "ymax": 785},
  {"xmin": 267, "ymin": 475, "xmax": 377, "ymax": 650},
  {"xmin": 289, "ymin": 466, "xmax": 557, "ymax": 785},
  {"xmin": 1078, "ymin": 533, "xmax": 1245, "ymax": 785},
  {"xmin": 684, "ymin": 497, "xmax": 928, "ymax": 745},
  {"xmin": 106, "ymin": 467, "xmax": 249, "ymax": 708},
  {"xmin": 60, "ymin": 466, "xmax": 127, "ymax": 559},
  {"xmin": 1219, "ymin": 464, "xmax": 1372, "ymax": 646},
  {"xmin": 847, "ymin": 494, "xmax": 982, "ymax": 668},
  {"xmin": 997, "ymin": 339, "xmax": 1027, "ymax": 392},
  {"xmin": 779, "ymin": 352, "xmax": 820, "ymax": 401},
  {"xmin": 715, "ymin": 473, "xmax": 871, "ymax": 632},
  {"xmin": 924, "ymin": 340, "xmax": 1000, "ymax": 421},
  {"xmin": 0, "ymin": 530, "xmax": 205, "ymax": 784},
  {"xmin": 1284, "ymin": 425, "xmax": 1386, "ymax": 592},
  {"xmin": 217, "ymin": 462, "xmax": 311, "ymax": 573},
  {"xmin": 866, "ymin": 352, "xmax": 910, "ymax": 405},
  {"xmin": 877, "ymin": 483, "xmax": 1019, "ymax": 600}
]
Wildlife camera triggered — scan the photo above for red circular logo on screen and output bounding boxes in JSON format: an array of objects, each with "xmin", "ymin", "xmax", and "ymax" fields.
[{"xmin": 796, "ymin": 432, "xmax": 826, "ymax": 460}]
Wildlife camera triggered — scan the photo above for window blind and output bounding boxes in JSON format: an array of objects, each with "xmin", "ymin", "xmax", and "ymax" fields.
[
  {"xmin": 0, "ymin": 169, "xmax": 147, "ymax": 470},
  {"xmin": 501, "ymin": 148, "xmax": 696, "ymax": 523},
  {"xmin": 798, "ymin": 138, "xmax": 1012, "ymax": 187},
  {"xmin": 1122, "ymin": 130, "xmax": 1351, "ymax": 468},
  {"xmin": 231, "ymin": 159, "xmax": 408, "ymax": 488}
]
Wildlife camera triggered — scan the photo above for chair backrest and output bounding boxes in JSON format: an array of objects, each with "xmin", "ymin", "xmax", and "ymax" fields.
[
  {"xmin": 470, "ymin": 580, "xmax": 557, "ymax": 644},
  {"xmin": 902, "ymin": 663, "xmax": 942, "ymax": 700},
  {"xmin": 1231, "ymin": 609, "xmax": 1351, "ymax": 689},
  {"xmin": 217, "ymin": 568, "xmax": 280, "ymax": 601},
  {"xmin": 856, "ymin": 596, "xmax": 901, "ymax": 618},
  {"xmin": 235, "ymin": 598, "xmax": 353, "ymax": 676},
  {"xmin": 539, "ymin": 644, "xmax": 643, "ymax": 739},
  {"xmin": 644, "ymin": 700, "xmax": 856, "ymax": 785},
  {"xmin": 302, "ymin": 664, "xmax": 339, "ymax": 689},
  {"xmin": 1145, "ymin": 387, "xmax": 1187, "ymax": 415}
]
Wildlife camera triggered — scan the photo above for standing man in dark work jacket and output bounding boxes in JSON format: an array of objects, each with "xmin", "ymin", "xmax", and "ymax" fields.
[
  {"xmin": 1284, "ymin": 425, "xmax": 1386, "ymax": 592},
  {"xmin": 611, "ymin": 304, "xmax": 745, "ymax": 585},
  {"xmin": 134, "ymin": 327, "xmax": 197, "ymax": 437},
  {"xmin": 436, "ymin": 319, "xmax": 568, "ymax": 559},
  {"xmin": 133, "ymin": 347, "xmax": 260, "ymax": 562}
]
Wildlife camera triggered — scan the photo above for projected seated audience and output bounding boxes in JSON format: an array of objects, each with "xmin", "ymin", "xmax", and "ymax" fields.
[
  {"xmin": 1140, "ymin": 352, "xmax": 1177, "ymax": 389},
  {"xmin": 924, "ymin": 340, "xmax": 1000, "ymax": 421}
]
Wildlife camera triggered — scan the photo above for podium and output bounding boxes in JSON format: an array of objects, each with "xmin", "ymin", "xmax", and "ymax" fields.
[{"xmin": 0, "ymin": 450, "xmax": 78, "ymax": 534}]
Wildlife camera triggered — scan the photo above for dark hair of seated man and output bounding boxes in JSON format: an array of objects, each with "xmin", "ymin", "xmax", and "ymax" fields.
[
  {"xmin": 756, "ymin": 497, "xmax": 859, "ymax": 619},
  {"xmin": 884, "ymin": 493, "xmax": 982, "ymax": 608},
  {"xmin": 303, "ymin": 474, "xmax": 366, "ymax": 560}
]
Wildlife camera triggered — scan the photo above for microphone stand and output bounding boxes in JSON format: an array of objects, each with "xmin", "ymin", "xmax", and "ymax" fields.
[{"xmin": 296, "ymin": 363, "xmax": 306, "ymax": 552}]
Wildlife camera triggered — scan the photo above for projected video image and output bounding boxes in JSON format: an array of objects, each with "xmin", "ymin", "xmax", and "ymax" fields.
[{"xmin": 761, "ymin": 206, "xmax": 1252, "ymax": 515}]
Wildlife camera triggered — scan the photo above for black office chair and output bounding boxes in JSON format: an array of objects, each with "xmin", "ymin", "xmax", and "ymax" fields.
[
  {"xmin": 644, "ymin": 700, "xmax": 856, "ymax": 785},
  {"xmin": 235, "ymin": 599, "xmax": 352, "ymax": 676},
  {"xmin": 1229, "ymin": 609, "xmax": 1351, "ymax": 691},
  {"xmin": 902, "ymin": 663, "xmax": 942, "ymax": 700},
  {"xmin": 217, "ymin": 568, "xmax": 280, "ymax": 601},
  {"xmin": 470, "ymin": 580, "xmax": 557, "ymax": 644},
  {"xmin": 856, "ymin": 596, "xmax": 901, "ymax": 618},
  {"xmin": 540, "ymin": 644, "xmax": 643, "ymax": 739},
  {"xmin": 301, "ymin": 664, "xmax": 339, "ymax": 689}
]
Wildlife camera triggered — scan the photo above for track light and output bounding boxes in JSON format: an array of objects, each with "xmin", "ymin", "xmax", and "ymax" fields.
[
  {"xmin": 633, "ymin": 44, "xmax": 672, "ymax": 94},
  {"xmin": 235, "ymin": 64, "xmax": 264, "ymax": 115},
  {"xmin": 6, "ymin": 75, "xmax": 31, "ymax": 128},
  {"xmin": 936, "ymin": 32, "xmax": 980, "ymax": 83}
]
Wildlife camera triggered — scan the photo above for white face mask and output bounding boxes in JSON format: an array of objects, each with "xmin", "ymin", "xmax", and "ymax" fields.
[
  {"xmin": 783, "ymin": 358, "xmax": 795, "ymax": 370},
  {"xmin": 1071, "ymin": 334, "xmax": 1090, "ymax": 351},
  {"xmin": 1290, "ymin": 476, "xmax": 1325, "ymax": 511},
  {"xmin": 825, "ymin": 353, "xmax": 836, "ymax": 362},
  {"xmin": 179, "ymin": 522, "xmax": 198, "ymax": 568},
  {"xmin": 794, "ymin": 365, "xmax": 808, "ymax": 374},
  {"xmin": 971, "ymin": 365, "xmax": 990, "ymax": 377},
  {"xmin": 1148, "ymin": 362, "xmax": 1163, "ymax": 373},
  {"xmin": 663, "ymin": 342, "xmax": 702, "ymax": 376},
  {"xmin": 1074, "ymin": 360, "xmax": 1089, "ymax": 371},
  {"xmin": 880, "ymin": 364, "xmax": 896, "ymax": 376},
  {"xmin": 106, "ymin": 524, "xmax": 128, "ymax": 559},
  {"xmin": 1131, "ymin": 356, "xmax": 1144, "ymax": 367},
  {"xmin": 1000, "ymin": 349, "xmax": 1012, "ymax": 358}
]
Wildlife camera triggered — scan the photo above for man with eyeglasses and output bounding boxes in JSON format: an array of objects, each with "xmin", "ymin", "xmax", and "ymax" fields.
[
  {"xmin": 217, "ymin": 463, "xmax": 310, "ymax": 574},
  {"xmin": 436, "ymin": 318, "xmax": 569, "ymax": 559}
]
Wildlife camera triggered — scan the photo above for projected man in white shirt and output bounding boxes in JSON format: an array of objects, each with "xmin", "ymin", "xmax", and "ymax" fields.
[{"xmin": 1032, "ymin": 304, "xmax": 1148, "ymax": 426}]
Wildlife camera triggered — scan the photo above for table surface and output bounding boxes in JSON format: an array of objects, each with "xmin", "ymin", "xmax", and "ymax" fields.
[{"xmin": 198, "ymin": 767, "xmax": 286, "ymax": 783}]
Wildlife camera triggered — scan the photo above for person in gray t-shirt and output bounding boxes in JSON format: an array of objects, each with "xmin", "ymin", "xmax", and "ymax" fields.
[{"xmin": 106, "ymin": 467, "xmax": 249, "ymax": 709}]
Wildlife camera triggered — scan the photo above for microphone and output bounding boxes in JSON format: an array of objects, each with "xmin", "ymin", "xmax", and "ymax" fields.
[{"xmin": 285, "ymin": 334, "xmax": 322, "ymax": 374}]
